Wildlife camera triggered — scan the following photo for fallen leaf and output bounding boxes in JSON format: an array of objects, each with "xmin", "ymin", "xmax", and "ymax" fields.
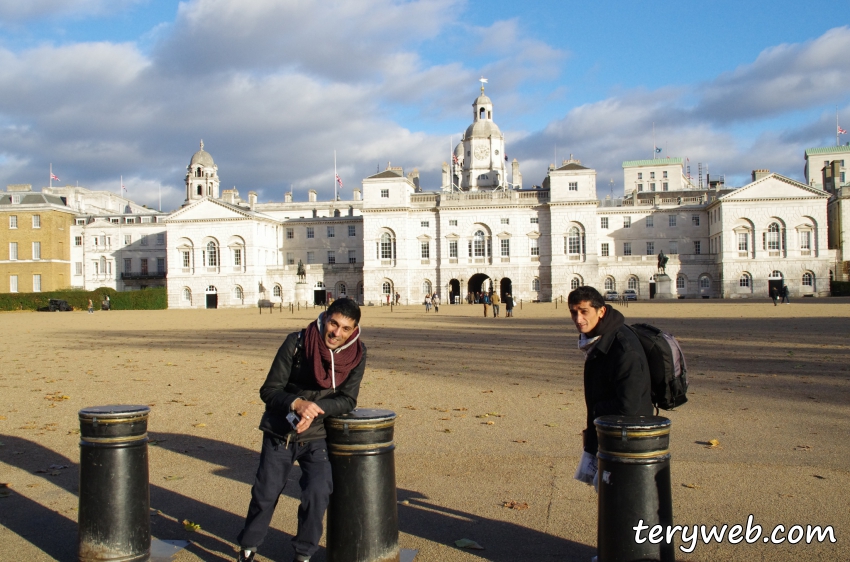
[
  {"xmin": 481, "ymin": 390, "xmax": 493, "ymax": 393},
  {"xmin": 182, "ymin": 519, "xmax": 201, "ymax": 532},
  {"xmin": 403, "ymin": 406, "xmax": 418, "ymax": 410},
  {"xmin": 453, "ymin": 408, "xmax": 468, "ymax": 411},
  {"xmin": 0, "ymin": 416, "xmax": 6, "ymax": 420},
  {"xmin": 455, "ymin": 538, "xmax": 484, "ymax": 550},
  {"xmin": 441, "ymin": 429, "xmax": 451, "ymax": 433},
  {"xmin": 512, "ymin": 440, "xmax": 527, "ymax": 443},
  {"xmin": 192, "ymin": 423, "xmax": 206, "ymax": 428},
  {"xmin": 544, "ymin": 423, "xmax": 557, "ymax": 428},
  {"xmin": 484, "ymin": 421, "xmax": 495, "ymax": 425},
  {"xmin": 503, "ymin": 500, "xmax": 529, "ymax": 510},
  {"xmin": 164, "ymin": 475, "xmax": 184, "ymax": 481},
  {"xmin": 238, "ymin": 412, "xmax": 248, "ymax": 417},
  {"xmin": 794, "ymin": 445, "xmax": 812, "ymax": 451},
  {"xmin": 682, "ymin": 483, "xmax": 701, "ymax": 489},
  {"xmin": 48, "ymin": 464, "xmax": 68, "ymax": 470},
  {"xmin": 705, "ymin": 439, "xmax": 722, "ymax": 449},
  {"xmin": 439, "ymin": 417, "xmax": 450, "ymax": 421},
  {"xmin": 813, "ymin": 474, "xmax": 827, "ymax": 480}
]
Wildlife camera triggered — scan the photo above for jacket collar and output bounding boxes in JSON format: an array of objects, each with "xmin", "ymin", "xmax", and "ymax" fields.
[{"xmin": 586, "ymin": 305, "xmax": 624, "ymax": 357}]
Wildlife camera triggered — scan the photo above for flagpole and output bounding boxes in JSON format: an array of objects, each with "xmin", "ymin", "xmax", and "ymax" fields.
[
  {"xmin": 837, "ymin": 107, "xmax": 840, "ymax": 147},
  {"xmin": 334, "ymin": 150, "xmax": 337, "ymax": 202},
  {"xmin": 50, "ymin": 164, "xmax": 52, "ymax": 188}
]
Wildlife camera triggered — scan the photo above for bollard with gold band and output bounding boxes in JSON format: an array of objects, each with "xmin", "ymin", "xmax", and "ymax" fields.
[
  {"xmin": 78, "ymin": 405, "xmax": 151, "ymax": 562},
  {"xmin": 595, "ymin": 415, "xmax": 674, "ymax": 562},
  {"xmin": 325, "ymin": 409, "xmax": 399, "ymax": 562}
]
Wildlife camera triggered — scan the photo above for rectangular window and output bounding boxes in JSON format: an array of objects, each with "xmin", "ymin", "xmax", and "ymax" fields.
[
  {"xmin": 694, "ymin": 241, "xmax": 701, "ymax": 255},
  {"xmin": 799, "ymin": 231, "xmax": 811, "ymax": 250},
  {"xmin": 126, "ymin": 258, "xmax": 133, "ymax": 272},
  {"xmin": 380, "ymin": 189, "xmax": 389, "ymax": 198},
  {"xmin": 650, "ymin": 172, "xmax": 656, "ymax": 179},
  {"xmin": 624, "ymin": 216, "xmax": 631, "ymax": 228},
  {"xmin": 157, "ymin": 258, "xmax": 165, "ymax": 273},
  {"xmin": 348, "ymin": 225, "xmax": 356, "ymax": 237},
  {"xmin": 692, "ymin": 215, "xmax": 700, "ymax": 226},
  {"xmin": 123, "ymin": 235, "xmax": 131, "ymax": 245},
  {"xmin": 286, "ymin": 252, "xmax": 294, "ymax": 265},
  {"xmin": 663, "ymin": 170, "xmax": 668, "ymax": 179},
  {"xmin": 327, "ymin": 251, "xmax": 336, "ymax": 264},
  {"xmin": 74, "ymin": 236, "xmax": 82, "ymax": 246},
  {"xmin": 420, "ymin": 242, "xmax": 430, "ymax": 259},
  {"xmin": 646, "ymin": 215, "xmax": 654, "ymax": 228},
  {"xmin": 737, "ymin": 233, "xmax": 748, "ymax": 252},
  {"xmin": 233, "ymin": 248, "xmax": 242, "ymax": 266},
  {"xmin": 530, "ymin": 217, "xmax": 539, "ymax": 224},
  {"xmin": 112, "ymin": 218, "xmax": 120, "ymax": 224},
  {"xmin": 327, "ymin": 226, "xmax": 335, "ymax": 238},
  {"xmin": 9, "ymin": 215, "xmax": 17, "ymax": 228},
  {"xmin": 637, "ymin": 183, "xmax": 643, "ymax": 192},
  {"xmin": 650, "ymin": 183, "xmax": 656, "ymax": 191},
  {"xmin": 637, "ymin": 173, "xmax": 643, "ymax": 180},
  {"xmin": 624, "ymin": 242, "xmax": 632, "ymax": 256},
  {"xmin": 501, "ymin": 239, "xmax": 510, "ymax": 256},
  {"xmin": 449, "ymin": 219, "xmax": 458, "ymax": 226},
  {"xmin": 286, "ymin": 228, "xmax": 294, "ymax": 239},
  {"xmin": 32, "ymin": 215, "xmax": 41, "ymax": 228},
  {"xmin": 140, "ymin": 234, "xmax": 149, "ymax": 246},
  {"xmin": 75, "ymin": 262, "xmax": 82, "ymax": 275},
  {"xmin": 669, "ymin": 215, "xmax": 677, "ymax": 227},
  {"xmin": 449, "ymin": 240, "xmax": 458, "ymax": 258},
  {"xmin": 530, "ymin": 238, "xmax": 539, "ymax": 256},
  {"xmin": 156, "ymin": 233, "xmax": 165, "ymax": 245},
  {"xmin": 32, "ymin": 241, "xmax": 41, "ymax": 260},
  {"xmin": 568, "ymin": 182, "xmax": 578, "ymax": 191},
  {"xmin": 33, "ymin": 274, "xmax": 41, "ymax": 292},
  {"xmin": 646, "ymin": 242, "xmax": 654, "ymax": 255},
  {"xmin": 140, "ymin": 259, "xmax": 148, "ymax": 275},
  {"xmin": 501, "ymin": 218, "xmax": 509, "ymax": 224},
  {"xmin": 306, "ymin": 227, "xmax": 314, "ymax": 239},
  {"xmin": 348, "ymin": 250, "xmax": 356, "ymax": 264},
  {"xmin": 669, "ymin": 241, "xmax": 678, "ymax": 254},
  {"xmin": 307, "ymin": 251, "xmax": 315, "ymax": 264},
  {"xmin": 662, "ymin": 182, "xmax": 669, "ymax": 191},
  {"xmin": 420, "ymin": 221, "xmax": 429, "ymax": 228},
  {"xmin": 9, "ymin": 242, "xmax": 18, "ymax": 260},
  {"xmin": 10, "ymin": 275, "xmax": 18, "ymax": 293},
  {"xmin": 601, "ymin": 243, "xmax": 609, "ymax": 257},
  {"xmin": 601, "ymin": 217, "xmax": 609, "ymax": 229},
  {"xmin": 677, "ymin": 276, "xmax": 685, "ymax": 289}
]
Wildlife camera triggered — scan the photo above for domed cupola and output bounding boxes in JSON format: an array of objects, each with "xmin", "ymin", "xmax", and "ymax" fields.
[
  {"xmin": 184, "ymin": 140, "xmax": 220, "ymax": 204},
  {"xmin": 459, "ymin": 80, "xmax": 506, "ymax": 190}
]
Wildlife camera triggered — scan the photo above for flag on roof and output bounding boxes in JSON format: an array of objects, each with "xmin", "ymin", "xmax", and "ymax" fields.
[
  {"xmin": 452, "ymin": 154, "xmax": 459, "ymax": 165},
  {"xmin": 50, "ymin": 173, "xmax": 59, "ymax": 181},
  {"xmin": 839, "ymin": 125, "xmax": 848, "ymax": 135},
  {"xmin": 335, "ymin": 174, "xmax": 343, "ymax": 188}
]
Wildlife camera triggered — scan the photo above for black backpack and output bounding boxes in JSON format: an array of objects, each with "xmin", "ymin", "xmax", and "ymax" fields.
[{"xmin": 628, "ymin": 323, "xmax": 688, "ymax": 411}]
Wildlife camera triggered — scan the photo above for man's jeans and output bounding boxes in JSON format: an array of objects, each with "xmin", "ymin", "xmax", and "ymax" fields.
[{"xmin": 492, "ymin": 304, "xmax": 500, "ymax": 317}]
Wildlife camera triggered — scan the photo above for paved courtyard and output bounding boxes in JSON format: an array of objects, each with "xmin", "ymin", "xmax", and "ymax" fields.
[{"xmin": 1, "ymin": 300, "xmax": 849, "ymax": 561}]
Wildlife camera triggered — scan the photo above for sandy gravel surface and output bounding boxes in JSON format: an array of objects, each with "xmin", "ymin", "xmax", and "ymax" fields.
[{"xmin": 1, "ymin": 299, "xmax": 849, "ymax": 561}]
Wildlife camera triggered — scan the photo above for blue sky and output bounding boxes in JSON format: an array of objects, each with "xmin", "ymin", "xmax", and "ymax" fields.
[{"xmin": 0, "ymin": 0, "xmax": 848, "ymax": 210}]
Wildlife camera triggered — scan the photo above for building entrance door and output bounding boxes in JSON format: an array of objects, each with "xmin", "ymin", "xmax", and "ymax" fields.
[
  {"xmin": 449, "ymin": 279, "xmax": 460, "ymax": 304},
  {"xmin": 500, "ymin": 278, "xmax": 512, "ymax": 303},
  {"xmin": 314, "ymin": 290, "xmax": 327, "ymax": 306},
  {"xmin": 768, "ymin": 279, "xmax": 784, "ymax": 299},
  {"xmin": 649, "ymin": 280, "xmax": 656, "ymax": 299},
  {"xmin": 206, "ymin": 293, "xmax": 218, "ymax": 309}
]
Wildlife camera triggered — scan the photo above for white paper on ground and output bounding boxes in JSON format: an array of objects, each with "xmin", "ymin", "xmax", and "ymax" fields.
[{"xmin": 573, "ymin": 451, "xmax": 598, "ymax": 485}]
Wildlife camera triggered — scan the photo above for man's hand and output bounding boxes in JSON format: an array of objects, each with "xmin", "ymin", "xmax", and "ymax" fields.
[{"xmin": 292, "ymin": 399, "xmax": 325, "ymax": 434}]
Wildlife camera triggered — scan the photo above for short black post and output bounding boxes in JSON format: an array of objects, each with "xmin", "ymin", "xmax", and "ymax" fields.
[
  {"xmin": 78, "ymin": 405, "xmax": 151, "ymax": 562},
  {"xmin": 325, "ymin": 409, "xmax": 399, "ymax": 562},
  {"xmin": 595, "ymin": 415, "xmax": 674, "ymax": 562}
]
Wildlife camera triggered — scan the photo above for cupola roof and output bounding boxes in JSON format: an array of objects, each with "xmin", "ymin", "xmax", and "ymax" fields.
[{"xmin": 189, "ymin": 140, "xmax": 215, "ymax": 168}]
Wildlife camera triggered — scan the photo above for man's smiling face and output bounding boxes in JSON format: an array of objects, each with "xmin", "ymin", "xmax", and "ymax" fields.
[
  {"xmin": 323, "ymin": 312, "xmax": 357, "ymax": 350},
  {"xmin": 569, "ymin": 300, "xmax": 606, "ymax": 335}
]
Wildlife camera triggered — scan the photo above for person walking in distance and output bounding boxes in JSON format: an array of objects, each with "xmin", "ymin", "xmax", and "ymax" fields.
[
  {"xmin": 781, "ymin": 285, "xmax": 791, "ymax": 304},
  {"xmin": 771, "ymin": 286, "xmax": 779, "ymax": 306},
  {"xmin": 88, "ymin": 299, "xmax": 94, "ymax": 314},
  {"xmin": 482, "ymin": 291, "xmax": 490, "ymax": 317},
  {"xmin": 491, "ymin": 291, "xmax": 501, "ymax": 317},
  {"xmin": 424, "ymin": 293, "xmax": 431, "ymax": 313},
  {"xmin": 504, "ymin": 292, "xmax": 514, "ymax": 317},
  {"xmin": 236, "ymin": 299, "xmax": 367, "ymax": 562}
]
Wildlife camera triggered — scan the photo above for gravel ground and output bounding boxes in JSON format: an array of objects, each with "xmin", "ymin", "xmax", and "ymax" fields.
[{"xmin": 1, "ymin": 299, "xmax": 849, "ymax": 561}]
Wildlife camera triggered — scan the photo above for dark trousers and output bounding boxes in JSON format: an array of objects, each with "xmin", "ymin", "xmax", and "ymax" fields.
[{"xmin": 238, "ymin": 434, "xmax": 333, "ymax": 558}]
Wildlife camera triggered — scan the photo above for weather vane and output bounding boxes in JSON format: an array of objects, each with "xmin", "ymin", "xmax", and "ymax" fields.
[{"xmin": 479, "ymin": 76, "xmax": 488, "ymax": 93}]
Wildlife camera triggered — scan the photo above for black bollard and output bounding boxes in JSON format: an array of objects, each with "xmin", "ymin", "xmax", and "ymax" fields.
[
  {"xmin": 78, "ymin": 405, "xmax": 151, "ymax": 562},
  {"xmin": 325, "ymin": 409, "xmax": 399, "ymax": 562},
  {"xmin": 595, "ymin": 415, "xmax": 674, "ymax": 562}
]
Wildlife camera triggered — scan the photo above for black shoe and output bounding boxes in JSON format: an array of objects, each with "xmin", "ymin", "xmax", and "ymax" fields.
[{"xmin": 237, "ymin": 550, "xmax": 255, "ymax": 562}]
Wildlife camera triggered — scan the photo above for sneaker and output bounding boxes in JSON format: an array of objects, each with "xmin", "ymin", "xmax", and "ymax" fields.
[
  {"xmin": 237, "ymin": 550, "xmax": 255, "ymax": 562},
  {"xmin": 294, "ymin": 556, "xmax": 311, "ymax": 562}
]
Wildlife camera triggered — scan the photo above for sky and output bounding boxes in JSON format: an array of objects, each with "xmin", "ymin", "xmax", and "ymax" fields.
[{"xmin": 1, "ymin": 0, "xmax": 849, "ymax": 211}]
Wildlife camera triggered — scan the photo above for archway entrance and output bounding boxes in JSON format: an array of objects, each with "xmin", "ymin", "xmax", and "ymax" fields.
[
  {"xmin": 768, "ymin": 271, "xmax": 784, "ymax": 298},
  {"xmin": 468, "ymin": 273, "xmax": 491, "ymax": 302},
  {"xmin": 649, "ymin": 275, "xmax": 656, "ymax": 299},
  {"xmin": 449, "ymin": 279, "xmax": 460, "ymax": 304},
  {"xmin": 500, "ymin": 278, "xmax": 512, "ymax": 303},
  {"xmin": 205, "ymin": 286, "xmax": 218, "ymax": 309}
]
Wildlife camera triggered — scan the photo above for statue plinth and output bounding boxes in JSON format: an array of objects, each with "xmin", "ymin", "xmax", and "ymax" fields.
[
  {"xmin": 295, "ymin": 282, "xmax": 310, "ymax": 304},
  {"xmin": 654, "ymin": 274, "xmax": 675, "ymax": 300}
]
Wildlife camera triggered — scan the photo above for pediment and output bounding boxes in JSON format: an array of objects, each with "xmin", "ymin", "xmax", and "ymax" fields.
[
  {"xmin": 720, "ymin": 174, "xmax": 828, "ymax": 202},
  {"xmin": 167, "ymin": 198, "xmax": 255, "ymax": 222}
]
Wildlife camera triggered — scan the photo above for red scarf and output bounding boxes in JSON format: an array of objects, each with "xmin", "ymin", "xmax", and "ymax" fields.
[{"xmin": 303, "ymin": 315, "xmax": 363, "ymax": 389}]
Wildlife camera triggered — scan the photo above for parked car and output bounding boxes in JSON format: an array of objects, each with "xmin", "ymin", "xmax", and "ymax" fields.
[
  {"xmin": 48, "ymin": 299, "xmax": 73, "ymax": 311},
  {"xmin": 604, "ymin": 290, "xmax": 619, "ymax": 301},
  {"xmin": 623, "ymin": 289, "xmax": 638, "ymax": 301}
]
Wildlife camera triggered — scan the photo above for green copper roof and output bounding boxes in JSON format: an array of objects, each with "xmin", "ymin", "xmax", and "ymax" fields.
[
  {"xmin": 622, "ymin": 158, "xmax": 683, "ymax": 168},
  {"xmin": 805, "ymin": 145, "xmax": 850, "ymax": 156}
]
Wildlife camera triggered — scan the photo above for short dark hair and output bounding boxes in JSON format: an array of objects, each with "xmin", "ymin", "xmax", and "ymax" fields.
[
  {"xmin": 326, "ymin": 298, "xmax": 361, "ymax": 325},
  {"xmin": 568, "ymin": 286, "xmax": 605, "ymax": 309}
]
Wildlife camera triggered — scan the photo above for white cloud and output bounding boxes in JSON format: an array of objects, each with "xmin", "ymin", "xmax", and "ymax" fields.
[{"xmin": 0, "ymin": 0, "xmax": 140, "ymax": 22}]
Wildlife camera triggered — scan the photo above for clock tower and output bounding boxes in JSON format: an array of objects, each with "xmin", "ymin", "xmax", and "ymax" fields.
[{"xmin": 455, "ymin": 82, "xmax": 507, "ymax": 190}]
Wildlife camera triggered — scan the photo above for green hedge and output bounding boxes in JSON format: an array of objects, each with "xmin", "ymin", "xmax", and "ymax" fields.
[
  {"xmin": 0, "ymin": 287, "xmax": 167, "ymax": 311},
  {"xmin": 830, "ymin": 281, "xmax": 850, "ymax": 296}
]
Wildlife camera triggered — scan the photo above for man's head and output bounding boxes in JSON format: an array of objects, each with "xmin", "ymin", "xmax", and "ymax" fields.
[
  {"xmin": 322, "ymin": 299, "xmax": 361, "ymax": 350},
  {"xmin": 567, "ymin": 286, "xmax": 607, "ymax": 335}
]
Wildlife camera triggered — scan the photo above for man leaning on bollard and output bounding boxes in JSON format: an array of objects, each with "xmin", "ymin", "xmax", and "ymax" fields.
[
  {"xmin": 236, "ymin": 299, "xmax": 367, "ymax": 562},
  {"xmin": 568, "ymin": 286, "xmax": 652, "ymax": 488}
]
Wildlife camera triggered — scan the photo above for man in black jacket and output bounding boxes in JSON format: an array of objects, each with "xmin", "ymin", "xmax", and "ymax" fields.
[
  {"xmin": 236, "ymin": 299, "xmax": 367, "ymax": 562},
  {"xmin": 568, "ymin": 286, "xmax": 652, "ymax": 459}
]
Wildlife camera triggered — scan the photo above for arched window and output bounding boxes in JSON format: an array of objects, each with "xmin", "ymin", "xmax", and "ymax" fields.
[
  {"xmin": 699, "ymin": 276, "xmax": 711, "ymax": 289},
  {"xmin": 273, "ymin": 285, "xmax": 281, "ymax": 297},
  {"xmin": 766, "ymin": 222, "xmax": 781, "ymax": 251},
  {"xmin": 769, "ymin": 270, "xmax": 783, "ymax": 279},
  {"xmin": 337, "ymin": 283, "xmax": 347, "ymax": 296},
  {"xmin": 422, "ymin": 280, "xmax": 432, "ymax": 295},
  {"xmin": 571, "ymin": 277, "xmax": 581, "ymax": 290},
  {"xmin": 739, "ymin": 273, "xmax": 751, "ymax": 287},
  {"xmin": 604, "ymin": 278, "xmax": 615, "ymax": 291},
  {"xmin": 382, "ymin": 281, "xmax": 392, "ymax": 295},
  {"xmin": 479, "ymin": 107, "xmax": 486, "ymax": 119},
  {"xmin": 182, "ymin": 287, "xmax": 191, "ymax": 301},
  {"xmin": 802, "ymin": 272, "xmax": 814, "ymax": 287},
  {"xmin": 234, "ymin": 286, "xmax": 243, "ymax": 300},
  {"xmin": 567, "ymin": 227, "xmax": 581, "ymax": 255},
  {"xmin": 628, "ymin": 277, "xmax": 639, "ymax": 290},
  {"xmin": 676, "ymin": 275, "xmax": 686, "ymax": 290},
  {"xmin": 473, "ymin": 230, "xmax": 486, "ymax": 257},
  {"xmin": 196, "ymin": 167, "xmax": 202, "ymax": 178},
  {"xmin": 532, "ymin": 278, "xmax": 540, "ymax": 291},
  {"xmin": 100, "ymin": 256, "xmax": 106, "ymax": 274},
  {"xmin": 315, "ymin": 281, "xmax": 325, "ymax": 288},
  {"xmin": 380, "ymin": 233, "xmax": 393, "ymax": 259},
  {"xmin": 206, "ymin": 241, "xmax": 218, "ymax": 266},
  {"xmin": 197, "ymin": 184, "xmax": 203, "ymax": 195}
]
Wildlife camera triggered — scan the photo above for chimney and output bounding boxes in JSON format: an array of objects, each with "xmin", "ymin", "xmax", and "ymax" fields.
[
  {"xmin": 248, "ymin": 191, "xmax": 257, "ymax": 210},
  {"xmin": 353, "ymin": 189, "xmax": 361, "ymax": 201},
  {"xmin": 284, "ymin": 191, "xmax": 293, "ymax": 203},
  {"xmin": 751, "ymin": 169, "xmax": 770, "ymax": 182},
  {"xmin": 308, "ymin": 189, "xmax": 317, "ymax": 202},
  {"xmin": 407, "ymin": 168, "xmax": 420, "ymax": 190},
  {"xmin": 6, "ymin": 184, "xmax": 32, "ymax": 192}
]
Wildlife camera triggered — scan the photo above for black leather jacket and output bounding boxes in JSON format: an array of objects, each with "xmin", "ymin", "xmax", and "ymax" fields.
[{"xmin": 258, "ymin": 330, "xmax": 367, "ymax": 443}]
